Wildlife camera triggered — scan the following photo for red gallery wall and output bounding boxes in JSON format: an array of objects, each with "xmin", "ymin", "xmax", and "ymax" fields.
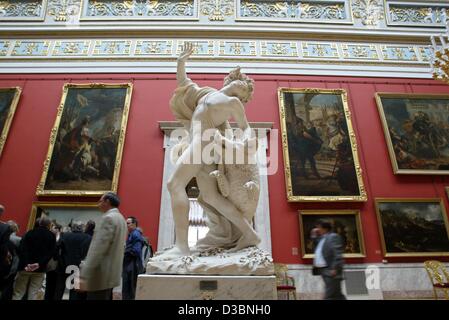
[{"xmin": 0, "ymin": 73, "xmax": 448, "ymax": 265}]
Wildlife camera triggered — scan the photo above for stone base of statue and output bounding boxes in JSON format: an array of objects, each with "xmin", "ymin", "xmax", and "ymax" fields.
[
  {"xmin": 146, "ymin": 246, "xmax": 274, "ymax": 275},
  {"xmin": 135, "ymin": 246, "xmax": 277, "ymax": 300}
]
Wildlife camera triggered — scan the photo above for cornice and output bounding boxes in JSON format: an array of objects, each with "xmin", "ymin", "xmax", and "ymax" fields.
[{"xmin": 0, "ymin": 26, "xmax": 440, "ymax": 44}]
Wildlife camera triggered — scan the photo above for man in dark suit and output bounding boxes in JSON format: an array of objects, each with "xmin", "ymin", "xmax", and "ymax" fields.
[
  {"xmin": 12, "ymin": 216, "xmax": 56, "ymax": 300},
  {"xmin": 311, "ymin": 219, "xmax": 346, "ymax": 300},
  {"xmin": 0, "ymin": 204, "xmax": 14, "ymax": 298},
  {"xmin": 59, "ymin": 220, "xmax": 92, "ymax": 300}
]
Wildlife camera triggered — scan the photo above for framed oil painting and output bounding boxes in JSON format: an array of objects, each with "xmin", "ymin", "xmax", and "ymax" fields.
[
  {"xmin": 375, "ymin": 93, "xmax": 449, "ymax": 175},
  {"xmin": 0, "ymin": 87, "xmax": 22, "ymax": 158},
  {"xmin": 27, "ymin": 201, "xmax": 101, "ymax": 231},
  {"xmin": 299, "ymin": 210, "xmax": 366, "ymax": 258},
  {"xmin": 278, "ymin": 88, "xmax": 367, "ymax": 202},
  {"xmin": 375, "ymin": 198, "xmax": 449, "ymax": 257},
  {"xmin": 37, "ymin": 83, "xmax": 133, "ymax": 196}
]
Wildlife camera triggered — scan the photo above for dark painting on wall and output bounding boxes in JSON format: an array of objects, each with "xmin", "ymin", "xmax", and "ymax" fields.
[
  {"xmin": 0, "ymin": 87, "xmax": 21, "ymax": 157},
  {"xmin": 28, "ymin": 202, "xmax": 101, "ymax": 231},
  {"xmin": 375, "ymin": 198, "xmax": 449, "ymax": 257},
  {"xmin": 299, "ymin": 210, "xmax": 365, "ymax": 258},
  {"xmin": 375, "ymin": 93, "xmax": 449, "ymax": 174},
  {"xmin": 278, "ymin": 88, "xmax": 366, "ymax": 202},
  {"xmin": 37, "ymin": 83, "xmax": 133, "ymax": 196}
]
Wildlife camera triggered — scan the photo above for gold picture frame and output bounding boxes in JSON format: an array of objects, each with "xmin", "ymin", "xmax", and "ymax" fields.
[
  {"xmin": 299, "ymin": 210, "xmax": 366, "ymax": 259},
  {"xmin": 27, "ymin": 201, "xmax": 101, "ymax": 231},
  {"xmin": 375, "ymin": 198, "xmax": 449, "ymax": 257},
  {"xmin": 278, "ymin": 87, "xmax": 367, "ymax": 202},
  {"xmin": 375, "ymin": 92, "xmax": 449, "ymax": 175},
  {"xmin": 0, "ymin": 87, "xmax": 22, "ymax": 158},
  {"xmin": 36, "ymin": 83, "xmax": 133, "ymax": 196}
]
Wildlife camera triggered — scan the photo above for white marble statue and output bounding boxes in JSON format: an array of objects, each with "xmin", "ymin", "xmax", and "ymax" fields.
[
  {"xmin": 152, "ymin": 42, "xmax": 261, "ymax": 262},
  {"xmin": 194, "ymin": 132, "xmax": 260, "ymax": 251}
]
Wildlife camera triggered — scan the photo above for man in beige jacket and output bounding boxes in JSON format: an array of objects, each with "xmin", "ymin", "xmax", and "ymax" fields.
[{"xmin": 79, "ymin": 192, "xmax": 127, "ymax": 300}]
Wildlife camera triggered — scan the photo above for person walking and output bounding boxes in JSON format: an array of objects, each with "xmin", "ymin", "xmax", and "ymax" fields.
[{"xmin": 311, "ymin": 219, "xmax": 346, "ymax": 300}]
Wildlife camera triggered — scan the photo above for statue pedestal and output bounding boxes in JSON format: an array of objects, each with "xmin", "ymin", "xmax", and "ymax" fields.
[
  {"xmin": 135, "ymin": 247, "xmax": 276, "ymax": 300},
  {"xmin": 136, "ymin": 274, "xmax": 277, "ymax": 300}
]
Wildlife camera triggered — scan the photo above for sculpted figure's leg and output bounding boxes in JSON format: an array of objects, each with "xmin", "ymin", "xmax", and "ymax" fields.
[
  {"xmin": 153, "ymin": 144, "xmax": 201, "ymax": 261},
  {"xmin": 196, "ymin": 168, "xmax": 261, "ymax": 251}
]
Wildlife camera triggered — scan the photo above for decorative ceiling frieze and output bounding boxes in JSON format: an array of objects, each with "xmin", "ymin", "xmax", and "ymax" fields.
[
  {"xmin": 351, "ymin": 0, "xmax": 384, "ymax": 26},
  {"xmin": 200, "ymin": 0, "xmax": 234, "ymax": 21}
]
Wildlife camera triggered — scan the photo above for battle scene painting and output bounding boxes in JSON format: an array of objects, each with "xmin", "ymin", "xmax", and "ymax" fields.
[
  {"xmin": 375, "ymin": 93, "xmax": 449, "ymax": 174},
  {"xmin": 375, "ymin": 199, "xmax": 449, "ymax": 257},
  {"xmin": 0, "ymin": 87, "xmax": 21, "ymax": 158},
  {"xmin": 37, "ymin": 83, "xmax": 132, "ymax": 196},
  {"xmin": 299, "ymin": 210, "xmax": 365, "ymax": 258},
  {"xmin": 278, "ymin": 88, "xmax": 366, "ymax": 201}
]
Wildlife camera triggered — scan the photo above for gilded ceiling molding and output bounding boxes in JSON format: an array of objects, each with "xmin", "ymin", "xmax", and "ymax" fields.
[
  {"xmin": 351, "ymin": 0, "xmax": 384, "ymax": 26},
  {"xmin": 81, "ymin": 0, "xmax": 196, "ymax": 20},
  {"xmin": 238, "ymin": 0, "xmax": 352, "ymax": 24},
  {"xmin": 0, "ymin": 37, "xmax": 432, "ymax": 66},
  {"xmin": 386, "ymin": 2, "xmax": 449, "ymax": 26},
  {"xmin": 0, "ymin": 0, "xmax": 46, "ymax": 20},
  {"xmin": 47, "ymin": 0, "xmax": 81, "ymax": 22},
  {"xmin": 200, "ymin": 0, "xmax": 234, "ymax": 21}
]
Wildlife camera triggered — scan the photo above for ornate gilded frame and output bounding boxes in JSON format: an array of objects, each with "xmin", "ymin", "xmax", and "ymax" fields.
[
  {"xmin": 278, "ymin": 87, "xmax": 367, "ymax": 202},
  {"xmin": 36, "ymin": 83, "xmax": 133, "ymax": 196},
  {"xmin": 0, "ymin": 87, "xmax": 22, "ymax": 158},
  {"xmin": 27, "ymin": 201, "xmax": 100, "ymax": 231},
  {"xmin": 375, "ymin": 198, "xmax": 449, "ymax": 257},
  {"xmin": 298, "ymin": 210, "xmax": 366, "ymax": 259},
  {"xmin": 375, "ymin": 92, "xmax": 449, "ymax": 175}
]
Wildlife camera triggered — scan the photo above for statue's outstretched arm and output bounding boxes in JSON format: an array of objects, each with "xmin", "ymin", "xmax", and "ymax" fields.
[{"xmin": 177, "ymin": 42, "xmax": 194, "ymax": 85}]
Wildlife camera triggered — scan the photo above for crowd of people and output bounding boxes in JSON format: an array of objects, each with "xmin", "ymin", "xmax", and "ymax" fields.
[{"xmin": 0, "ymin": 192, "xmax": 151, "ymax": 300}]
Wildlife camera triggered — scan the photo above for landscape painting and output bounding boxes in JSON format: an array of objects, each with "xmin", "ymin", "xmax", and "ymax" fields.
[
  {"xmin": 375, "ymin": 93, "xmax": 449, "ymax": 174},
  {"xmin": 375, "ymin": 198, "xmax": 449, "ymax": 257},
  {"xmin": 37, "ymin": 83, "xmax": 133, "ymax": 196},
  {"xmin": 278, "ymin": 88, "xmax": 366, "ymax": 202}
]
